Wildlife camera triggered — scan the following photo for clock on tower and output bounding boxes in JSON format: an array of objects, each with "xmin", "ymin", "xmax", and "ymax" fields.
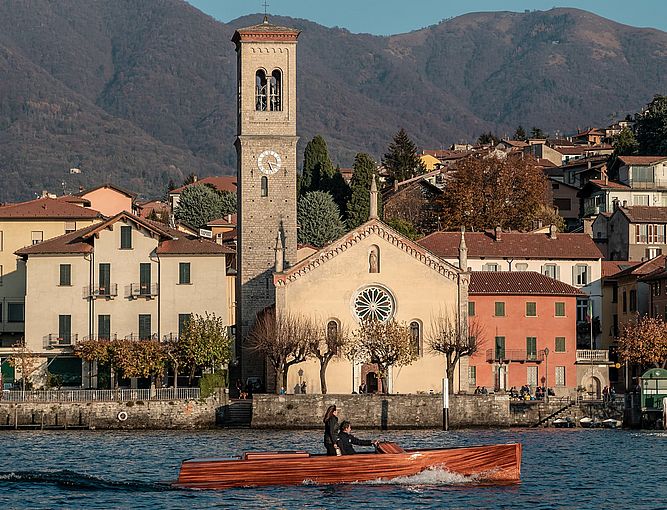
[{"xmin": 233, "ymin": 18, "xmax": 301, "ymax": 385}]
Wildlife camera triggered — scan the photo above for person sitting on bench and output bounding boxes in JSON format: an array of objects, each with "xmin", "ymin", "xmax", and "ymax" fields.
[{"xmin": 336, "ymin": 421, "xmax": 378, "ymax": 455}]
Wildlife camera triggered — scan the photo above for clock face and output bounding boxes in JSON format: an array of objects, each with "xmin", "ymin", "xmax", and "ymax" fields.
[{"xmin": 257, "ymin": 150, "xmax": 282, "ymax": 175}]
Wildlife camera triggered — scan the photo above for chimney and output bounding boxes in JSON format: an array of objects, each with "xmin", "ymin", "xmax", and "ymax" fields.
[
  {"xmin": 549, "ymin": 224, "xmax": 558, "ymax": 239},
  {"xmin": 193, "ymin": 175, "xmax": 198, "ymax": 182},
  {"xmin": 494, "ymin": 226, "xmax": 502, "ymax": 241},
  {"xmin": 274, "ymin": 231, "xmax": 284, "ymax": 273},
  {"xmin": 79, "ymin": 185, "xmax": 84, "ymax": 192},
  {"xmin": 458, "ymin": 226, "xmax": 468, "ymax": 272},
  {"xmin": 538, "ymin": 220, "xmax": 543, "ymax": 229},
  {"xmin": 622, "ymin": 200, "xmax": 627, "ymax": 208},
  {"xmin": 226, "ymin": 214, "xmax": 232, "ymax": 223},
  {"xmin": 369, "ymin": 174, "xmax": 379, "ymax": 220},
  {"xmin": 583, "ymin": 217, "xmax": 594, "ymax": 237}
]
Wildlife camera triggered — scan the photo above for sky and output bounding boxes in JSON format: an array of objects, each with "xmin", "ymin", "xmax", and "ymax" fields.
[{"xmin": 188, "ymin": 0, "xmax": 667, "ymax": 35}]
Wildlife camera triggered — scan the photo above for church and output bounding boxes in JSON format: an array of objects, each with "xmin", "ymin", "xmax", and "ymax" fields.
[{"xmin": 233, "ymin": 18, "xmax": 469, "ymax": 394}]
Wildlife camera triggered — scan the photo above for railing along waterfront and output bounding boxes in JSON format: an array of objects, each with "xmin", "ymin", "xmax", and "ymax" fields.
[{"xmin": 0, "ymin": 387, "xmax": 201, "ymax": 402}]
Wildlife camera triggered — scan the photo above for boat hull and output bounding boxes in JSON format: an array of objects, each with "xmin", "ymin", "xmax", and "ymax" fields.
[{"xmin": 174, "ymin": 443, "xmax": 521, "ymax": 490}]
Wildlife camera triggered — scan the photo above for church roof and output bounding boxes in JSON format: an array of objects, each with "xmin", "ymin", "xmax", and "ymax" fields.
[
  {"xmin": 232, "ymin": 18, "xmax": 300, "ymax": 43},
  {"xmin": 274, "ymin": 219, "xmax": 462, "ymax": 286}
]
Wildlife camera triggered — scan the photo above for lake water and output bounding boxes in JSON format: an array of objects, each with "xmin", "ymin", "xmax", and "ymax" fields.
[{"xmin": 0, "ymin": 428, "xmax": 665, "ymax": 509}]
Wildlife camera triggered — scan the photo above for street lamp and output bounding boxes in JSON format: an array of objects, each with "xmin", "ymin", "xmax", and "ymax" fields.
[{"xmin": 544, "ymin": 347, "xmax": 550, "ymax": 403}]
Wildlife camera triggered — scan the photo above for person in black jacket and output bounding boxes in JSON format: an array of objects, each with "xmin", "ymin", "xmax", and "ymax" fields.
[
  {"xmin": 323, "ymin": 405, "xmax": 339, "ymax": 456},
  {"xmin": 336, "ymin": 421, "xmax": 378, "ymax": 455}
]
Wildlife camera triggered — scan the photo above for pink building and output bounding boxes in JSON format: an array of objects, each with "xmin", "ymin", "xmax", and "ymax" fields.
[{"xmin": 467, "ymin": 272, "xmax": 581, "ymax": 397}]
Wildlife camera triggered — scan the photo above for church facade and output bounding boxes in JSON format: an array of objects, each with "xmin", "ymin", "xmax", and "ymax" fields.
[{"xmin": 234, "ymin": 18, "xmax": 468, "ymax": 394}]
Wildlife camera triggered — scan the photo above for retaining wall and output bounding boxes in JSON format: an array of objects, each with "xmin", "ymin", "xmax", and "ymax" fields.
[
  {"xmin": 0, "ymin": 396, "xmax": 226, "ymax": 430},
  {"xmin": 251, "ymin": 394, "xmax": 511, "ymax": 429}
]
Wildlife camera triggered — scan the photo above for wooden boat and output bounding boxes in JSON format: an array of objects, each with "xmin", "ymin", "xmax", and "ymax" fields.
[{"xmin": 173, "ymin": 442, "xmax": 521, "ymax": 490}]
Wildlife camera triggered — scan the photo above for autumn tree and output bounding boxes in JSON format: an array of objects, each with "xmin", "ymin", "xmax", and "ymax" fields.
[
  {"xmin": 346, "ymin": 152, "xmax": 380, "ymax": 229},
  {"xmin": 113, "ymin": 339, "xmax": 167, "ymax": 382},
  {"xmin": 297, "ymin": 191, "xmax": 346, "ymax": 247},
  {"xmin": 439, "ymin": 154, "xmax": 556, "ymax": 231},
  {"xmin": 308, "ymin": 321, "xmax": 349, "ymax": 394},
  {"xmin": 383, "ymin": 128, "xmax": 426, "ymax": 183},
  {"xmin": 347, "ymin": 319, "xmax": 417, "ymax": 394},
  {"xmin": 617, "ymin": 315, "xmax": 667, "ymax": 369},
  {"xmin": 635, "ymin": 95, "xmax": 667, "ymax": 155},
  {"xmin": 428, "ymin": 311, "xmax": 486, "ymax": 393},
  {"xmin": 248, "ymin": 308, "xmax": 315, "ymax": 393},
  {"xmin": 177, "ymin": 312, "xmax": 233, "ymax": 384},
  {"xmin": 7, "ymin": 342, "xmax": 42, "ymax": 391}
]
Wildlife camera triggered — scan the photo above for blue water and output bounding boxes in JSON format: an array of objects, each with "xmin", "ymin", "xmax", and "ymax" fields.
[{"xmin": 0, "ymin": 428, "xmax": 665, "ymax": 509}]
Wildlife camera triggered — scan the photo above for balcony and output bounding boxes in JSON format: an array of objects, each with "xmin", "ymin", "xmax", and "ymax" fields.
[
  {"xmin": 126, "ymin": 283, "xmax": 159, "ymax": 299},
  {"xmin": 576, "ymin": 349, "xmax": 610, "ymax": 363},
  {"xmin": 43, "ymin": 334, "xmax": 78, "ymax": 348},
  {"xmin": 83, "ymin": 284, "xmax": 118, "ymax": 299},
  {"xmin": 124, "ymin": 333, "xmax": 159, "ymax": 341},
  {"xmin": 82, "ymin": 334, "xmax": 118, "ymax": 342},
  {"xmin": 486, "ymin": 349, "xmax": 545, "ymax": 363}
]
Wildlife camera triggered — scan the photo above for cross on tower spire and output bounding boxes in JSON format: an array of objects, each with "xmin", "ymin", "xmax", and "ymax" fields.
[{"xmin": 262, "ymin": 0, "xmax": 270, "ymax": 23}]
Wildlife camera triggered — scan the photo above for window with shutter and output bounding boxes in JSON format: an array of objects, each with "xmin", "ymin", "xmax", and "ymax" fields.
[
  {"xmin": 526, "ymin": 302, "xmax": 537, "ymax": 316},
  {"xmin": 139, "ymin": 314, "xmax": 152, "ymax": 340},
  {"xmin": 555, "ymin": 337, "xmax": 566, "ymax": 352},
  {"xmin": 59, "ymin": 264, "xmax": 71, "ymax": 286},
  {"xmin": 98, "ymin": 315, "xmax": 111, "ymax": 340},
  {"xmin": 495, "ymin": 336, "xmax": 505, "ymax": 359},
  {"xmin": 179, "ymin": 263, "xmax": 191, "ymax": 284},
  {"xmin": 140, "ymin": 263, "xmax": 151, "ymax": 294},
  {"xmin": 526, "ymin": 337, "xmax": 537, "ymax": 359},
  {"xmin": 58, "ymin": 315, "xmax": 71, "ymax": 342},
  {"xmin": 494, "ymin": 302, "xmax": 505, "ymax": 317},
  {"xmin": 555, "ymin": 302, "xmax": 565, "ymax": 317},
  {"xmin": 468, "ymin": 302, "xmax": 475, "ymax": 316},
  {"xmin": 178, "ymin": 314, "xmax": 191, "ymax": 338},
  {"xmin": 120, "ymin": 226, "xmax": 132, "ymax": 249},
  {"xmin": 555, "ymin": 366, "xmax": 566, "ymax": 386}
]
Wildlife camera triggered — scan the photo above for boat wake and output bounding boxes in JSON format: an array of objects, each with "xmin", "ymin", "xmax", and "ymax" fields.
[
  {"xmin": 0, "ymin": 470, "xmax": 172, "ymax": 492},
  {"xmin": 362, "ymin": 466, "xmax": 478, "ymax": 486}
]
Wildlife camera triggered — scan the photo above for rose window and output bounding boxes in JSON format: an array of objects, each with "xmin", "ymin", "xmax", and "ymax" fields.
[{"xmin": 353, "ymin": 286, "xmax": 395, "ymax": 322}]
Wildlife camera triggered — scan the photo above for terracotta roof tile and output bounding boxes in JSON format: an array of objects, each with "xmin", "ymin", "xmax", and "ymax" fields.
[
  {"xmin": 618, "ymin": 156, "xmax": 667, "ymax": 166},
  {"xmin": 0, "ymin": 197, "xmax": 102, "ymax": 219},
  {"xmin": 616, "ymin": 255, "xmax": 666, "ymax": 278},
  {"xmin": 15, "ymin": 224, "xmax": 98, "ymax": 255},
  {"xmin": 419, "ymin": 231, "xmax": 603, "ymax": 260},
  {"xmin": 587, "ymin": 179, "xmax": 631, "ymax": 190},
  {"xmin": 77, "ymin": 183, "xmax": 136, "ymax": 199},
  {"xmin": 170, "ymin": 176, "xmax": 237, "ymax": 194},
  {"xmin": 619, "ymin": 206, "xmax": 667, "ymax": 223},
  {"xmin": 602, "ymin": 260, "xmax": 638, "ymax": 278},
  {"xmin": 469, "ymin": 271, "xmax": 584, "ymax": 296}
]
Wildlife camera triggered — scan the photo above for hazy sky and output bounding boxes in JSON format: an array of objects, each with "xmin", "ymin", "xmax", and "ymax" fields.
[{"xmin": 188, "ymin": 0, "xmax": 667, "ymax": 35}]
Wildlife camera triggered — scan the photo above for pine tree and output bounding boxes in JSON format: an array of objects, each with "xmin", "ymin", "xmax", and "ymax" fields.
[
  {"xmin": 301, "ymin": 135, "xmax": 335, "ymax": 193},
  {"xmin": 346, "ymin": 153, "xmax": 380, "ymax": 229},
  {"xmin": 513, "ymin": 125, "xmax": 527, "ymax": 141},
  {"xmin": 297, "ymin": 191, "xmax": 345, "ymax": 247},
  {"xmin": 382, "ymin": 128, "xmax": 425, "ymax": 184},
  {"xmin": 530, "ymin": 127, "xmax": 546, "ymax": 139}
]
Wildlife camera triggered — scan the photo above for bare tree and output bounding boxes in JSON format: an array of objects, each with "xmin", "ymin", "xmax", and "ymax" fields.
[
  {"xmin": 308, "ymin": 321, "xmax": 349, "ymax": 394},
  {"xmin": 7, "ymin": 341, "xmax": 42, "ymax": 392},
  {"xmin": 248, "ymin": 307, "xmax": 314, "ymax": 393},
  {"xmin": 347, "ymin": 319, "xmax": 417, "ymax": 394},
  {"xmin": 428, "ymin": 310, "xmax": 486, "ymax": 393}
]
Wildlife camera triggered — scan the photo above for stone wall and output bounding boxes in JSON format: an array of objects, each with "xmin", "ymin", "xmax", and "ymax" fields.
[
  {"xmin": 0, "ymin": 397, "xmax": 224, "ymax": 430},
  {"xmin": 251, "ymin": 394, "xmax": 510, "ymax": 429}
]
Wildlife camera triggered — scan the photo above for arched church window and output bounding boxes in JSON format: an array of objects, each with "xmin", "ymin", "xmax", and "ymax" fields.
[
  {"xmin": 327, "ymin": 320, "xmax": 339, "ymax": 342},
  {"xmin": 255, "ymin": 69, "xmax": 268, "ymax": 111},
  {"xmin": 352, "ymin": 285, "xmax": 395, "ymax": 322},
  {"xmin": 261, "ymin": 176, "xmax": 268, "ymax": 197},
  {"xmin": 269, "ymin": 69, "xmax": 282, "ymax": 111},
  {"xmin": 368, "ymin": 245, "xmax": 380, "ymax": 273},
  {"xmin": 410, "ymin": 321, "xmax": 421, "ymax": 356}
]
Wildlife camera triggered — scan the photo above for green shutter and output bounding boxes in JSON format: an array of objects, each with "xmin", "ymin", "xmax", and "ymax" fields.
[
  {"xmin": 526, "ymin": 302, "xmax": 536, "ymax": 316},
  {"xmin": 59, "ymin": 264, "xmax": 71, "ymax": 286},
  {"xmin": 138, "ymin": 314, "xmax": 152, "ymax": 340},
  {"xmin": 140, "ymin": 263, "xmax": 151, "ymax": 294},
  {"xmin": 495, "ymin": 302, "xmax": 505, "ymax": 317},
  {"xmin": 98, "ymin": 315, "xmax": 111, "ymax": 340},
  {"xmin": 179, "ymin": 262, "xmax": 191, "ymax": 284},
  {"xmin": 58, "ymin": 315, "xmax": 71, "ymax": 342},
  {"xmin": 555, "ymin": 302, "xmax": 565, "ymax": 317},
  {"xmin": 120, "ymin": 226, "xmax": 132, "ymax": 249},
  {"xmin": 178, "ymin": 314, "xmax": 191, "ymax": 338},
  {"xmin": 99, "ymin": 263, "xmax": 111, "ymax": 294},
  {"xmin": 495, "ymin": 336, "xmax": 505, "ymax": 359},
  {"xmin": 468, "ymin": 301, "xmax": 476, "ymax": 316},
  {"xmin": 526, "ymin": 337, "xmax": 537, "ymax": 358},
  {"xmin": 555, "ymin": 337, "xmax": 566, "ymax": 352}
]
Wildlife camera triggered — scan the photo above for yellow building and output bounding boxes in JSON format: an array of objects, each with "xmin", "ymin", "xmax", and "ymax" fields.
[
  {"xmin": 0, "ymin": 197, "xmax": 102, "ymax": 352},
  {"xmin": 15, "ymin": 211, "xmax": 233, "ymax": 388},
  {"xmin": 420, "ymin": 154, "xmax": 442, "ymax": 171}
]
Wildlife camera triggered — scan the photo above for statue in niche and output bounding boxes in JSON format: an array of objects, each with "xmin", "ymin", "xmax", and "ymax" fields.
[{"xmin": 369, "ymin": 247, "xmax": 379, "ymax": 273}]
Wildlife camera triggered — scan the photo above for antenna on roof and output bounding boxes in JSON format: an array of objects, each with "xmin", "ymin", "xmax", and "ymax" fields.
[{"xmin": 262, "ymin": 0, "xmax": 269, "ymax": 23}]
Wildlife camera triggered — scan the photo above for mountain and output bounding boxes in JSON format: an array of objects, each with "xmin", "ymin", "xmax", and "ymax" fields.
[{"xmin": 0, "ymin": 1, "xmax": 666, "ymax": 201}]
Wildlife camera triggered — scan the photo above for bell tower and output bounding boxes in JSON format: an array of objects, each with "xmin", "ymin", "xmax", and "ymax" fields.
[{"xmin": 233, "ymin": 19, "xmax": 300, "ymax": 383}]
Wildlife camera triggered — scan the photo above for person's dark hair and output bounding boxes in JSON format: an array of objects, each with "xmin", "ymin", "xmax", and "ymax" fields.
[
  {"xmin": 323, "ymin": 404, "xmax": 337, "ymax": 423},
  {"xmin": 339, "ymin": 420, "xmax": 351, "ymax": 432}
]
